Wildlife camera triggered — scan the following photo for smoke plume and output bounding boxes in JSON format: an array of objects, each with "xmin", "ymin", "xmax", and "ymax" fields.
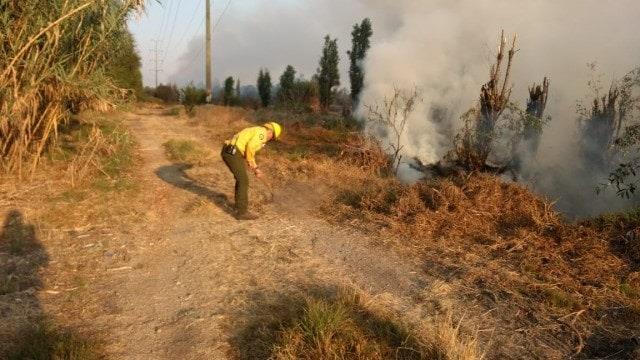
[{"xmin": 358, "ymin": 0, "xmax": 640, "ymax": 217}]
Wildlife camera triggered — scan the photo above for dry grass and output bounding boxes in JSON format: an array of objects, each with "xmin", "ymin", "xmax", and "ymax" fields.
[
  {"xmin": 53, "ymin": 114, "xmax": 137, "ymax": 190},
  {"xmin": 162, "ymin": 106, "xmax": 182, "ymax": 117},
  {"xmin": 252, "ymin": 289, "xmax": 480, "ymax": 360},
  {"xmin": 6, "ymin": 319, "xmax": 101, "ymax": 360},
  {"xmin": 163, "ymin": 139, "xmax": 213, "ymax": 166},
  {"xmin": 173, "ymin": 104, "xmax": 640, "ymax": 357},
  {"xmin": 194, "ymin": 103, "xmax": 639, "ymax": 357},
  {"xmin": 329, "ymin": 172, "xmax": 640, "ymax": 356},
  {"xmin": 189, "ymin": 105, "xmax": 252, "ymax": 129}
]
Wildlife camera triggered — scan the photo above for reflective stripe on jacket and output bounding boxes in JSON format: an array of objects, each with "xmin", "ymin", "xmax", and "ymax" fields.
[{"xmin": 225, "ymin": 126, "xmax": 268, "ymax": 168}]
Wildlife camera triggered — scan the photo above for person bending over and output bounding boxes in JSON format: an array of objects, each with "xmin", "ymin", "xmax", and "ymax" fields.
[{"xmin": 221, "ymin": 122, "xmax": 282, "ymax": 220}]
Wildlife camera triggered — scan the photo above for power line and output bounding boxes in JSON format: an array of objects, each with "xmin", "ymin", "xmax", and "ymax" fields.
[
  {"xmin": 155, "ymin": 0, "xmax": 173, "ymax": 46},
  {"xmin": 181, "ymin": 16, "xmax": 206, "ymax": 71},
  {"xmin": 151, "ymin": 0, "xmax": 174, "ymax": 85},
  {"xmin": 171, "ymin": 0, "xmax": 204, "ymax": 53},
  {"xmin": 213, "ymin": 0, "xmax": 233, "ymax": 31},
  {"xmin": 175, "ymin": 0, "xmax": 233, "ymax": 84},
  {"xmin": 161, "ymin": 0, "xmax": 184, "ymax": 65}
]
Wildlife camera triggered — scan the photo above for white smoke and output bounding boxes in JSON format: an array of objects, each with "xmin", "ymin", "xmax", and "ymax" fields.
[{"xmin": 358, "ymin": 0, "xmax": 640, "ymax": 216}]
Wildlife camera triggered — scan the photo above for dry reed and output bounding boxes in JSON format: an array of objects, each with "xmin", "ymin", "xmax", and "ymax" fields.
[{"xmin": 0, "ymin": 0, "xmax": 145, "ymax": 176}]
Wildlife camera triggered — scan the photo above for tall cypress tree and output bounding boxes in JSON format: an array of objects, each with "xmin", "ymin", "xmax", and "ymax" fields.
[
  {"xmin": 257, "ymin": 68, "xmax": 272, "ymax": 107},
  {"xmin": 317, "ymin": 35, "xmax": 340, "ymax": 111},
  {"xmin": 223, "ymin": 76, "xmax": 234, "ymax": 106},
  {"xmin": 348, "ymin": 18, "xmax": 373, "ymax": 106},
  {"xmin": 278, "ymin": 65, "xmax": 296, "ymax": 105}
]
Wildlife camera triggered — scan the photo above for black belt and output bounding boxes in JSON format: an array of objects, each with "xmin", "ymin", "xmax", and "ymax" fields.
[{"xmin": 223, "ymin": 144, "xmax": 238, "ymax": 155}]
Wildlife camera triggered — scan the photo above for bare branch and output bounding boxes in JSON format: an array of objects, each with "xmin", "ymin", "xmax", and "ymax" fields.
[{"xmin": 364, "ymin": 86, "xmax": 422, "ymax": 174}]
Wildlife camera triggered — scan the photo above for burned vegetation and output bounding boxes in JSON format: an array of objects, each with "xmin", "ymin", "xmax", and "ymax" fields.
[
  {"xmin": 448, "ymin": 31, "xmax": 552, "ymax": 181},
  {"xmin": 324, "ymin": 30, "xmax": 640, "ymax": 358}
]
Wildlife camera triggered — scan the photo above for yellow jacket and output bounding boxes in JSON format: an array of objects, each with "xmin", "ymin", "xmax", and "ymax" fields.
[{"xmin": 225, "ymin": 126, "xmax": 268, "ymax": 168}]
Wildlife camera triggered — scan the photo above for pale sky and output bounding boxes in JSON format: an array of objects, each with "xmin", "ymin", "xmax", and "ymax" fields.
[{"xmin": 129, "ymin": 0, "xmax": 378, "ymax": 88}]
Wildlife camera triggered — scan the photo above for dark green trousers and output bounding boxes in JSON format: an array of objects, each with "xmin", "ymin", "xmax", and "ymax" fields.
[{"xmin": 221, "ymin": 148, "xmax": 248, "ymax": 214}]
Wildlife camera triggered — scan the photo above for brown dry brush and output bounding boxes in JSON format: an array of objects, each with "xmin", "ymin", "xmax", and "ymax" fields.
[
  {"xmin": 339, "ymin": 136, "xmax": 392, "ymax": 176},
  {"xmin": 66, "ymin": 126, "xmax": 106, "ymax": 187},
  {"xmin": 455, "ymin": 31, "xmax": 517, "ymax": 171},
  {"xmin": 334, "ymin": 173, "xmax": 640, "ymax": 356},
  {"xmin": 0, "ymin": 0, "xmax": 145, "ymax": 177}
]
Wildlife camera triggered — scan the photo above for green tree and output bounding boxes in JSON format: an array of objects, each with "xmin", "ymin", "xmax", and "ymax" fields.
[
  {"xmin": 317, "ymin": 35, "xmax": 340, "ymax": 111},
  {"xmin": 257, "ymin": 69, "xmax": 272, "ymax": 107},
  {"xmin": 105, "ymin": 28, "xmax": 143, "ymax": 97},
  {"xmin": 278, "ymin": 65, "xmax": 296, "ymax": 105},
  {"xmin": 181, "ymin": 83, "xmax": 207, "ymax": 116},
  {"xmin": 235, "ymin": 77, "xmax": 241, "ymax": 98},
  {"xmin": 348, "ymin": 18, "xmax": 373, "ymax": 106},
  {"xmin": 223, "ymin": 76, "xmax": 235, "ymax": 106}
]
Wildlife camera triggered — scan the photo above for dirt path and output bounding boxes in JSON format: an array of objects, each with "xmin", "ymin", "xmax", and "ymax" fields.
[{"xmin": 84, "ymin": 109, "xmax": 431, "ymax": 359}]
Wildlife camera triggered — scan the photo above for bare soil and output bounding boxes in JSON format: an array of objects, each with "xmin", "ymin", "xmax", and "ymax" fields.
[{"xmin": 1, "ymin": 107, "xmax": 440, "ymax": 359}]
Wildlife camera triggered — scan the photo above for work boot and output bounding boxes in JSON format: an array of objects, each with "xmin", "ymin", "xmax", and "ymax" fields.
[{"xmin": 235, "ymin": 211, "xmax": 259, "ymax": 221}]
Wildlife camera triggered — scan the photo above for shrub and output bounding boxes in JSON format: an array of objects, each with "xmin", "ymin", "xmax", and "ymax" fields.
[
  {"xmin": 104, "ymin": 28, "xmax": 143, "ymax": 98},
  {"xmin": 290, "ymin": 79, "xmax": 320, "ymax": 113},
  {"xmin": 180, "ymin": 84, "xmax": 207, "ymax": 117},
  {"xmin": 223, "ymin": 76, "xmax": 235, "ymax": 106},
  {"xmin": 154, "ymin": 83, "xmax": 180, "ymax": 103}
]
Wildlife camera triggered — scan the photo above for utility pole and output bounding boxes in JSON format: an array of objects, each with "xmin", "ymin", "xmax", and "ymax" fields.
[
  {"xmin": 205, "ymin": 0, "xmax": 212, "ymax": 101},
  {"xmin": 150, "ymin": 39, "xmax": 163, "ymax": 88}
]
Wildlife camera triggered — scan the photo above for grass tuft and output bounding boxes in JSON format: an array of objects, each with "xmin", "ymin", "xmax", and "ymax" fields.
[
  {"xmin": 162, "ymin": 107, "xmax": 181, "ymax": 117},
  {"xmin": 586, "ymin": 207, "xmax": 640, "ymax": 230},
  {"xmin": 542, "ymin": 288, "xmax": 576, "ymax": 309},
  {"xmin": 620, "ymin": 283, "xmax": 640, "ymax": 299},
  {"xmin": 0, "ymin": 272, "xmax": 18, "ymax": 295},
  {"xmin": 163, "ymin": 139, "xmax": 212, "ymax": 166},
  {"xmin": 271, "ymin": 291, "xmax": 479, "ymax": 360},
  {"xmin": 8, "ymin": 320, "xmax": 101, "ymax": 360}
]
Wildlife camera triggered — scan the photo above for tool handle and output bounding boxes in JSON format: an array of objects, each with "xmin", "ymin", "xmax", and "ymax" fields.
[{"xmin": 255, "ymin": 174, "xmax": 274, "ymax": 197}]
